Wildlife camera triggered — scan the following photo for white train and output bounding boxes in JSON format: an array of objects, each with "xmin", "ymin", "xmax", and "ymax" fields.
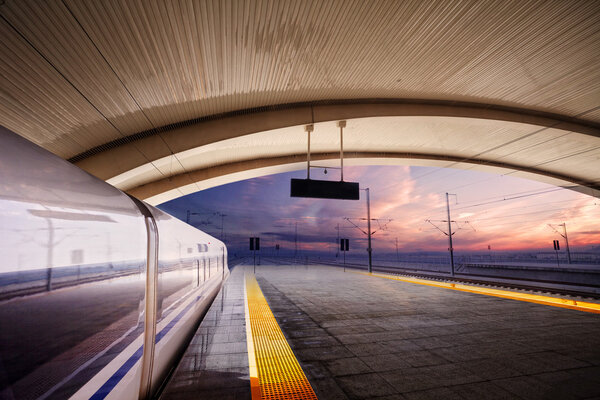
[{"xmin": 0, "ymin": 126, "xmax": 228, "ymax": 399}]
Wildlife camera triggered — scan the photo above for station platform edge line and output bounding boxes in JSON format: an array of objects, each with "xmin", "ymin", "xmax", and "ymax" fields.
[
  {"xmin": 355, "ymin": 271, "xmax": 600, "ymax": 314},
  {"xmin": 244, "ymin": 273, "xmax": 318, "ymax": 400}
]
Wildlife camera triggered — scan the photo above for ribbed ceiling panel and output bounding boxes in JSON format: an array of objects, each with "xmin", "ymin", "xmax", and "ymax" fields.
[
  {"xmin": 0, "ymin": 16, "xmax": 120, "ymax": 156},
  {"xmin": 0, "ymin": 0, "xmax": 598, "ymax": 159}
]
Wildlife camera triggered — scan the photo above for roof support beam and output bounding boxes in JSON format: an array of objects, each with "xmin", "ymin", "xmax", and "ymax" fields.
[
  {"xmin": 126, "ymin": 151, "xmax": 600, "ymax": 205},
  {"xmin": 74, "ymin": 99, "xmax": 600, "ymax": 182}
]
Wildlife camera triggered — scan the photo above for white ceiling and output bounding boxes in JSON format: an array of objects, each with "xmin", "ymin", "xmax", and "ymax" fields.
[{"xmin": 0, "ymin": 0, "xmax": 598, "ymax": 202}]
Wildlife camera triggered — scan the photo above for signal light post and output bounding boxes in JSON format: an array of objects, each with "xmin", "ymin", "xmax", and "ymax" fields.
[
  {"xmin": 340, "ymin": 238, "xmax": 349, "ymax": 271},
  {"xmin": 548, "ymin": 223, "xmax": 572, "ymax": 264},
  {"xmin": 250, "ymin": 237, "xmax": 260, "ymax": 273}
]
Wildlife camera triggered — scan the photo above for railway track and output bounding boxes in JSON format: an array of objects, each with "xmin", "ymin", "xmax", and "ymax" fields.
[{"xmin": 293, "ymin": 258, "xmax": 600, "ymax": 300}]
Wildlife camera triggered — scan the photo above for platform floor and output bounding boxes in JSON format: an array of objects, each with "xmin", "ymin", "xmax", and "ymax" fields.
[
  {"xmin": 161, "ymin": 266, "xmax": 251, "ymax": 400},
  {"xmin": 162, "ymin": 263, "xmax": 600, "ymax": 400}
]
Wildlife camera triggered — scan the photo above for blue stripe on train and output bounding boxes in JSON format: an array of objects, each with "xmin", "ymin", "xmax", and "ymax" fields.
[
  {"xmin": 90, "ymin": 294, "xmax": 205, "ymax": 399},
  {"xmin": 89, "ymin": 346, "xmax": 144, "ymax": 400}
]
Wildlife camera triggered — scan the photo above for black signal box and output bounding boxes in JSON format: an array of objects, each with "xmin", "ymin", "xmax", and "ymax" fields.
[{"xmin": 340, "ymin": 238, "xmax": 349, "ymax": 251}]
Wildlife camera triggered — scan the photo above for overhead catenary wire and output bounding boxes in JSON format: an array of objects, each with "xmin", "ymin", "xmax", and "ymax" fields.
[
  {"xmin": 468, "ymin": 197, "xmax": 592, "ymax": 213},
  {"xmin": 450, "ymin": 187, "xmax": 569, "ymax": 211},
  {"xmin": 466, "ymin": 216, "xmax": 580, "ymax": 229},
  {"xmin": 468, "ymin": 203, "xmax": 599, "ymax": 222},
  {"xmin": 442, "ymin": 205, "xmax": 600, "ymax": 229},
  {"xmin": 407, "ymin": 186, "xmax": 575, "ymax": 219},
  {"xmin": 378, "ymin": 176, "xmax": 577, "ymax": 216},
  {"xmin": 444, "ymin": 198, "xmax": 592, "ymax": 221}
]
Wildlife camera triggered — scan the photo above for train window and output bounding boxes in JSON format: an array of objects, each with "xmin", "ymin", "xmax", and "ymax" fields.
[{"xmin": 197, "ymin": 243, "xmax": 208, "ymax": 252}]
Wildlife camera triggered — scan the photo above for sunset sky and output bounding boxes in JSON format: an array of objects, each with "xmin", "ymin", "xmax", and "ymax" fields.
[{"xmin": 158, "ymin": 165, "xmax": 600, "ymax": 258}]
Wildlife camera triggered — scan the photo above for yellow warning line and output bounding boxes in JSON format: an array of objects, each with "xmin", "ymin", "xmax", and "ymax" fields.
[
  {"xmin": 355, "ymin": 271, "xmax": 600, "ymax": 314},
  {"xmin": 244, "ymin": 274, "xmax": 318, "ymax": 400}
]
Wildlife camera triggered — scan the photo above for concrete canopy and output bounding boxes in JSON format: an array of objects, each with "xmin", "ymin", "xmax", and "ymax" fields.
[{"xmin": 0, "ymin": 0, "xmax": 598, "ymax": 204}]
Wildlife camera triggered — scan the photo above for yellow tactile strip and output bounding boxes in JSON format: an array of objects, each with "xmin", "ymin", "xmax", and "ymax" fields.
[
  {"xmin": 244, "ymin": 274, "xmax": 318, "ymax": 400},
  {"xmin": 356, "ymin": 271, "xmax": 600, "ymax": 314}
]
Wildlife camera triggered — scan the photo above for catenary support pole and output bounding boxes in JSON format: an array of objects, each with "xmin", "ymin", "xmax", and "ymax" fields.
[
  {"xmin": 563, "ymin": 223, "xmax": 572, "ymax": 264},
  {"xmin": 336, "ymin": 223, "xmax": 340, "ymax": 259},
  {"xmin": 446, "ymin": 192, "xmax": 455, "ymax": 277},
  {"xmin": 294, "ymin": 222, "xmax": 298, "ymax": 260}
]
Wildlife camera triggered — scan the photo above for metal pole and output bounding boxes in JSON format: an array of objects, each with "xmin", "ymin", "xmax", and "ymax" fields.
[
  {"xmin": 220, "ymin": 214, "xmax": 224, "ymax": 239},
  {"xmin": 562, "ymin": 223, "xmax": 572, "ymax": 264},
  {"xmin": 343, "ymin": 248, "xmax": 346, "ymax": 272},
  {"xmin": 294, "ymin": 222, "xmax": 298, "ymax": 261},
  {"xmin": 395, "ymin": 237, "xmax": 400, "ymax": 263},
  {"xmin": 307, "ymin": 129, "xmax": 310, "ymax": 179},
  {"xmin": 366, "ymin": 188, "xmax": 372, "ymax": 273},
  {"xmin": 337, "ymin": 120, "xmax": 346, "ymax": 181},
  {"xmin": 46, "ymin": 218, "xmax": 53, "ymax": 291},
  {"xmin": 253, "ymin": 249, "xmax": 256, "ymax": 273},
  {"xmin": 305, "ymin": 124, "xmax": 313, "ymax": 179},
  {"xmin": 446, "ymin": 193, "xmax": 455, "ymax": 277},
  {"xmin": 336, "ymin": 223, "xmax": 340, "ymax": 259}
]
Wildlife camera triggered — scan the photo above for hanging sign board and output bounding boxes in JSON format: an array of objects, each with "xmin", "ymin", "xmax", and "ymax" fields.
[{"xmin": 291, "ymin": 179, "xmax": 359, "ymax": 200}]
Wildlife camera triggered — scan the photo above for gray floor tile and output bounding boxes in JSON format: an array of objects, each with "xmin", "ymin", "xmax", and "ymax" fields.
[
  {"xmin": 336, "ymin": 373, "xmax": 397, "ymax": 398},
  {"xmin": 311, "ymin": 377, "xmax": 350, "ymax": 400},
  {"xmin": 448, "ymin": 381, "xmax": 515, "ymax": 400},
  {"xmin": 325, "ymin": 357, "xmax": 372, "ymax": 376},
  {"xmin": 360, "ymin": 353, "xmax": 411, "ymax": 372},
  {"xmin": 402, "ymin": 387, "xmax": 463, "ymax": 400}
]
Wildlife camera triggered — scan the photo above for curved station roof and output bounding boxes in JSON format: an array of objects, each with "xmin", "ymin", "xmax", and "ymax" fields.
[{"xmin": 0, "ymin": 0, "xmax": 598, "ymax": 204}]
